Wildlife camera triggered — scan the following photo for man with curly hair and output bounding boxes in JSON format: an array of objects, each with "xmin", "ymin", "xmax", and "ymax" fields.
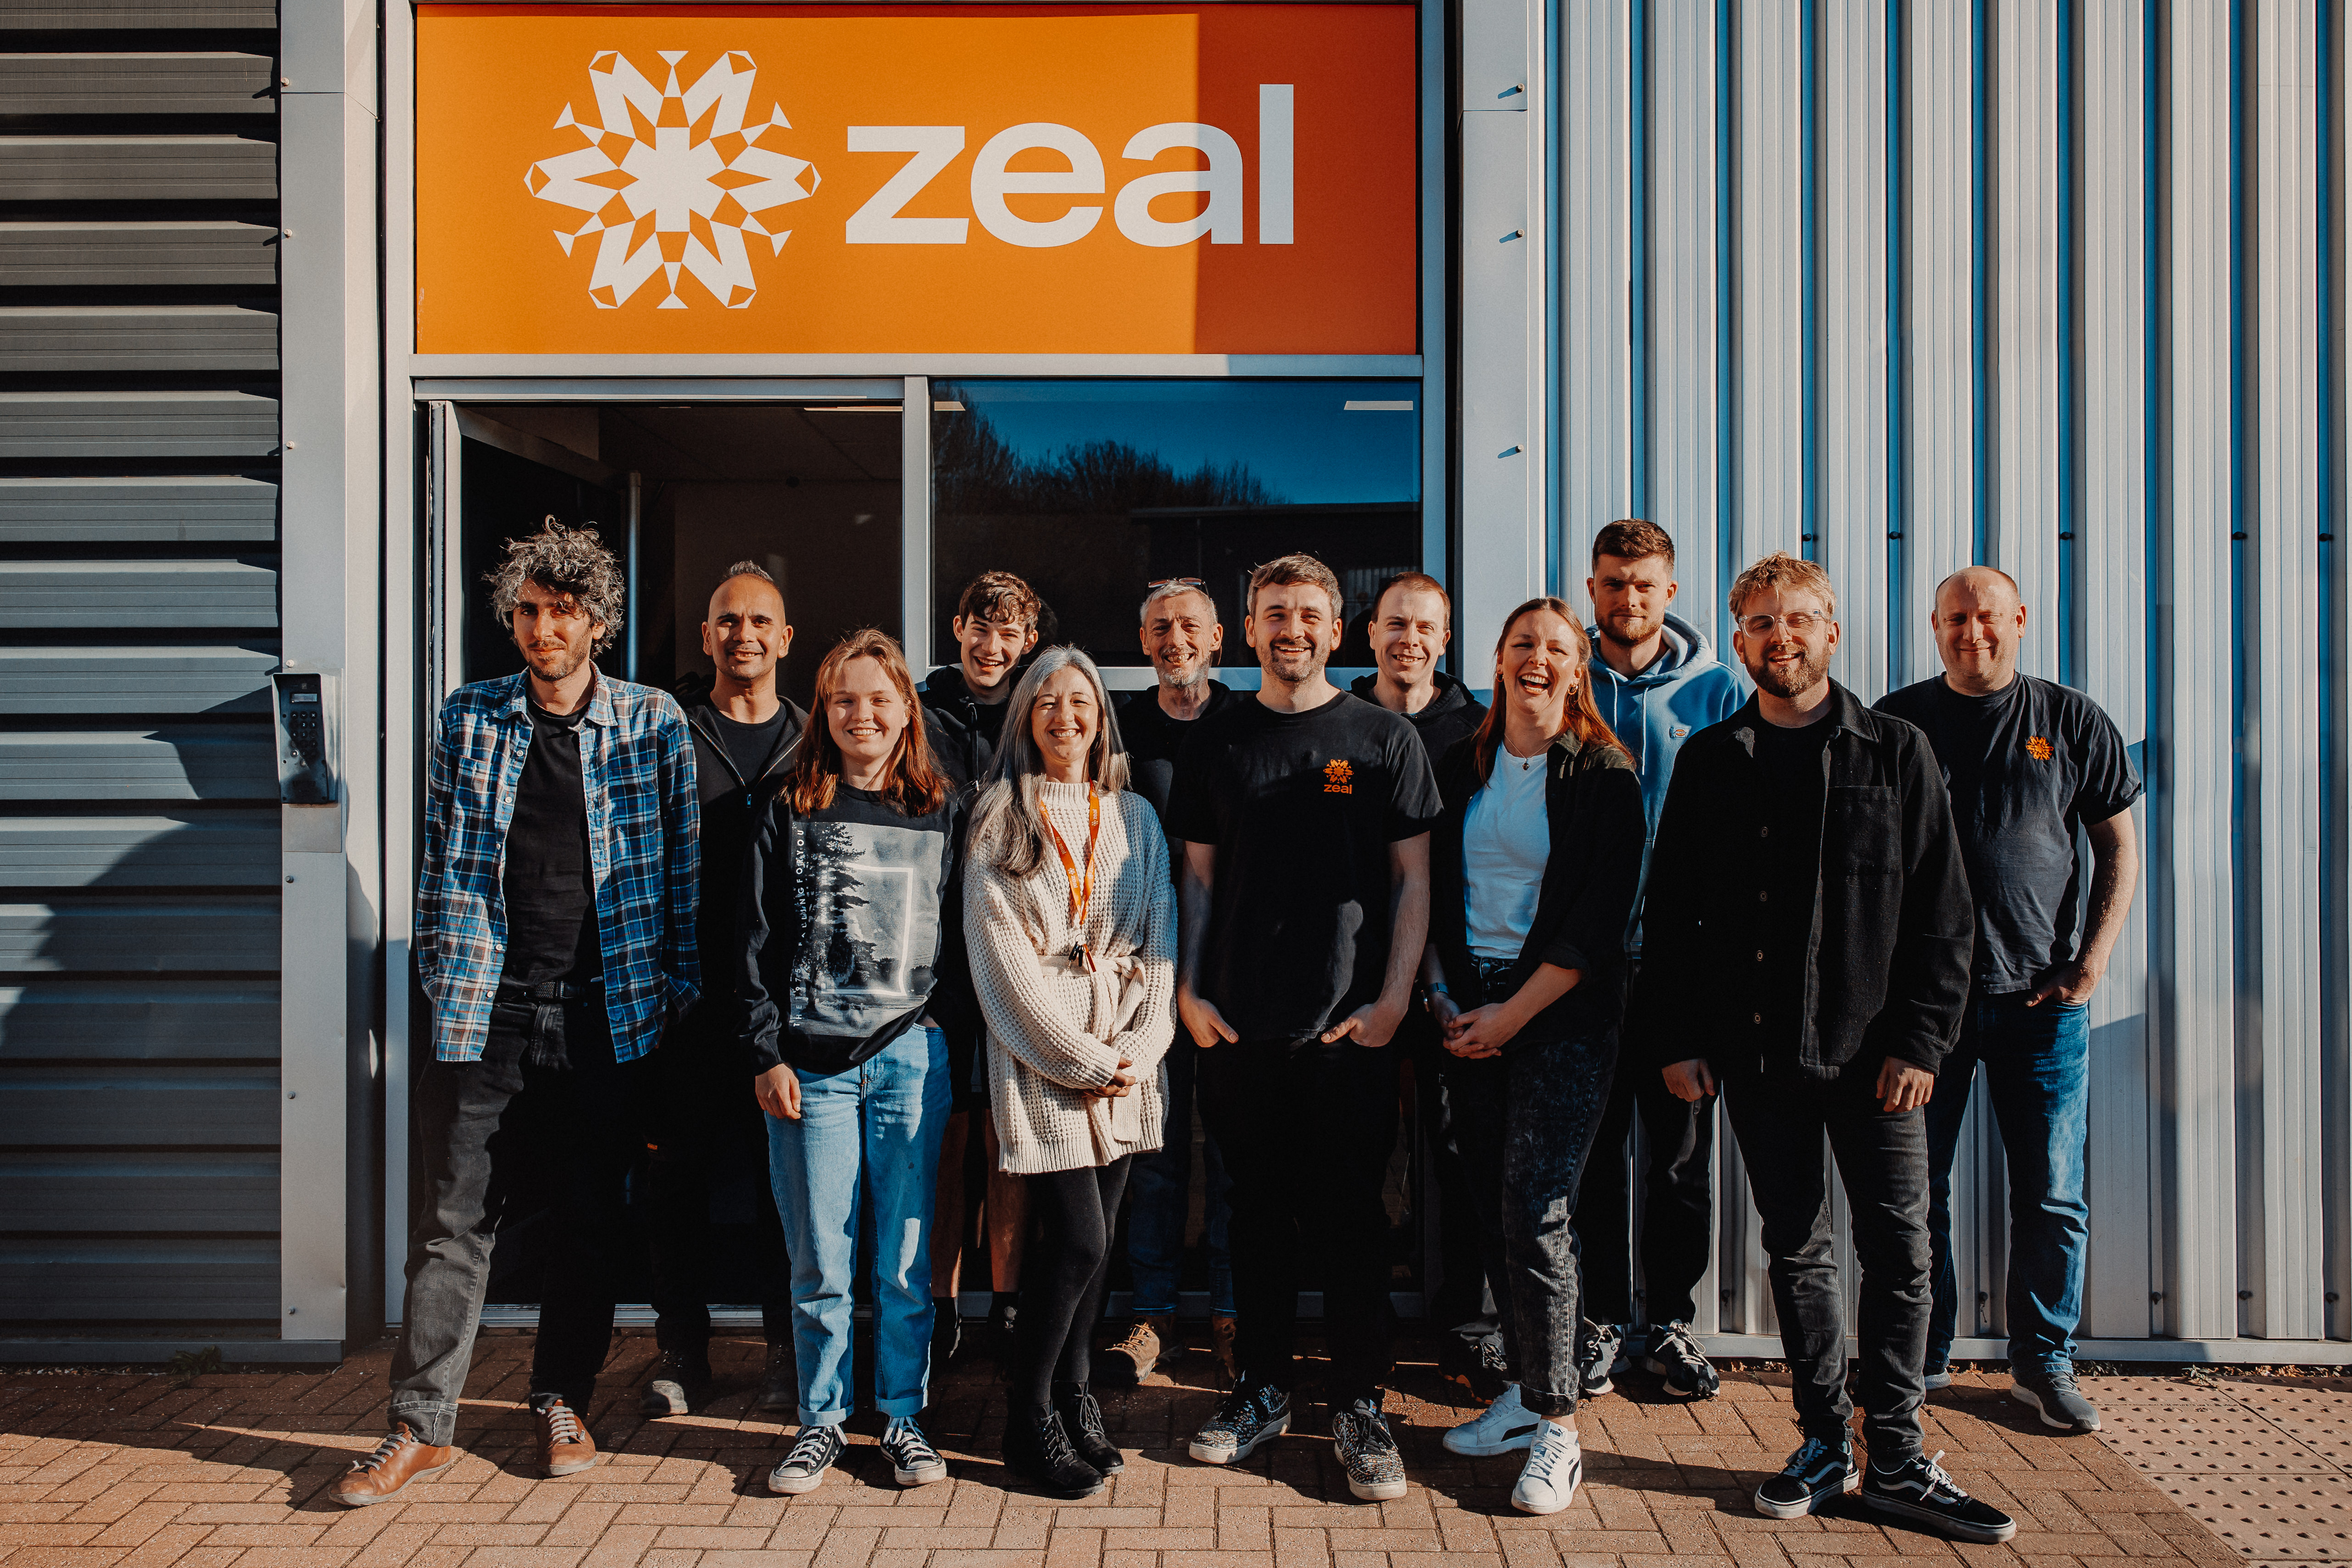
[{"xmin": 338, "ymin": 521, "xmax": 700, "ymax": 1507}]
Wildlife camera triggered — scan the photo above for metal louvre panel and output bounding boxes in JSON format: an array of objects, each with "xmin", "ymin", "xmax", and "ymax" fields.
[
  {"xmin": 0, "ymin": 135, "xmax": 277, "ymax": 203},
  {"xmin": 0, "ymin": 0, "xmax": 275, "ymax": 28},
  {"xmin": 0, "ymin": 900, "xmax": 280, "ymax": 975},
  {"xmin": 0, "ymin": 646, "xmax": 276, "ymax": 714},
  {"xmin": 1558, "ymin": 0, "xmax": 1629, "ymax": 576},
  {"xmin": 0, "ymin": 1153, "xmax": 278, "ymax": 1234},
  {"xmin": 0, "ymin": 1241, "xmax": 276, "ymax": 1324},
  {"xmin": 0, "ymin": 813, "xmax": 282, "ymax": 888},
  {"xmin": 0, "ymin": 476, "xmax": 278, "ymax": 545},
  {"xmin": 0, "ymin": 54, "xmax": 277, "ymax": 118},
  {"xmin": 0, "ymin": 558, "xmax": 279, "ymax": 628},
  {"xmin": 1646, "ymin": 0, "xmax": 1723, "ymax": 636},
  {"xmin": 0, "ymin": 1065, "xmax": 279, "ymax": 1146},
  {"xmin": 1734, "ymin": 0, "xmax": 1803, "ymax": 566},
  {"xmin": 0, "ymin": 982, "xmax": 279, "ymax": 1057},
  {"xmin": 0, "ymin": 731, "xmax": 276, "ymax": 801},
  {"xmin": 0, "ymin": 391, "xmax": 279, "ymax": 460},
  {"xmin": 0, "ymin": 222, "xmax": 278, "ymax": 289},
  {"xmin": 1990, "ymin": 2, "xmax": 2064, "ymax": 684},
  {"xmin": 0, "ymin": 306, "xmax": 279, "ymax": 374}
]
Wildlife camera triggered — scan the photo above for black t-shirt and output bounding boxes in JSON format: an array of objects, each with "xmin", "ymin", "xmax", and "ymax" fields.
[
  {"xmin": 1876, "ymin": 674, "xmax": 2142, "ymax": 992},
  {"xmin": 1166, "ymin": 690, "xmax": 1443, "ymax": 1042},
  {"xmin": 501, "ymin": 699, "xmax": 598, "ymax": 987},
  {"xmin": 1118, "ymin": 681, "xmax": 1240, "ymax": 830},
  {"xmin": 1747, "ymin": 716, "xmax": 1833, "ymax": 1049},
  {"xmin": 710, "ymin": 705, "xmax": 791, "ymax": 787}
]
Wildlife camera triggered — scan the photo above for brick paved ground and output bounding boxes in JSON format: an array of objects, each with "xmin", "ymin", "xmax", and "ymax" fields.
[{"xmin": 0, "ymin": 1328, "xmax": 2274, "ymax": 1568}]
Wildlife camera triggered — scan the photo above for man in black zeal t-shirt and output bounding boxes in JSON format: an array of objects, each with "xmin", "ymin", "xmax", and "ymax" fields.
[
  {"xmin": 1167, "ymin": 554, "xmax": 1441, "ymax": 1503},
  {"xmin": 1876, "ymin": 566, "xmax": 2141, "ymax": 1438}
]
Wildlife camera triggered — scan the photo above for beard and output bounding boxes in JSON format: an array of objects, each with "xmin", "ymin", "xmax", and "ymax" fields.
[
  {"xmin": 1749, "ymin": 641, "xmax": 1830, "ymax": 700},
  {"xmin": 525, "ymin": 643, "xmax": 590, "ymax": 683},
  {"xmin": 1262, "ymin": 639, "xmax": 1326, "ymax": 686},
  {"xmin": 1596, "ymin": 611, "xmax": 1659, "ymax": 651},
  {"xmin": 1158, "ymin": 653, "xmax": 1206, "ymax": 690}
]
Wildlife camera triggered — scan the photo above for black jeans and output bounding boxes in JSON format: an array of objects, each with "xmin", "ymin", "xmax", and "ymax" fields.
[
  {"xmin": 1197, "ymin": 1038, "xmax": 1400, "ymax": 1406},
  {"xmin": 1722, "ymin": 1066, "xmax": 1930, "ymax": 1463},
  {"xmin": 388, "ymin": 996, "xmax": 651, "ymax": 1445},
  {"xmin": 647, "ymin": 1026, "xmax": 791, "ymax": 1360},
  {"xmin": 1446, "ymin": 1009, "xmax": 1617, "ymax": 1417},
  {"xmin": 1573, "ymin": 1054, "xmax": 1717, "ymax": 1325},
  {"xmin": 1009, "ymin": 1155, "xmax": 1133, "ymax": 1412},
  {"xmin": 1404, "ymin": 1010, "xmax": 1503, "ymax": 1339}
]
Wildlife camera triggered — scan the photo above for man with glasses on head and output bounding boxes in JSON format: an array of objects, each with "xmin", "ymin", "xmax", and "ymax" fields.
[
  {"xmin": 1876, "ymin": 566, "xmax": 2140, "ymax": 1436},
  {"xmin": 1631, "ymin": 552, "xmax": 2013, "ymax": 1543},
  {"xmin": 1103, "ymin": 577, "xmax": 1242, "ymax": 1384}
]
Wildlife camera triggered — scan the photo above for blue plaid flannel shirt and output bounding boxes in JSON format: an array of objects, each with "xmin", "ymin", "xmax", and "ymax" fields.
[{"xmin": 415, "ymin": 670, "xmax": 700, "ymax": 1062}]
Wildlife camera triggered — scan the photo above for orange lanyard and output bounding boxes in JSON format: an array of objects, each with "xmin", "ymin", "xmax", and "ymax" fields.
[{"xmin": 1045, "ymin": 784, "xmax": 1102, "ymax": 964}]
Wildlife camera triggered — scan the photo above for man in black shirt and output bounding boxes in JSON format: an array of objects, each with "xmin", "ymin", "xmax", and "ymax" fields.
[
  {"xmin": 1105, "ymin": 579, "xmax": 1241, "ymax": 1384},
  {"xmin": 1876, "ymin": 567, "xmax": 2140, "ymax": 1436},
  {"xmin": 1347, "ymin": 572, "xmax": 1501, "ymax": 1394},
  {"xmin": 1169, "ymin": 554, "xmax": 1440, "ymax": 1502},
  {"xmin": 640, "ymin": 563, "xmax": 806, "ymax": 1417},
  {"xmin": 1632, "ymin": 553, "xmax": 2012, "ymax": 1543}
]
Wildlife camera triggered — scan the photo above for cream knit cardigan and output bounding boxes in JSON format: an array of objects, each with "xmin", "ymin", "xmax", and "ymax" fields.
[{"xmin": 965, "ymin": 780, "xmax": 1177, "ymax": 1175}]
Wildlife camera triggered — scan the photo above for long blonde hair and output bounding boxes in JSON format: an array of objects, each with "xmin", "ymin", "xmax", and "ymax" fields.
[
  {"xmin": 784, "ymin": 629, "xmax": 951, "ymax": 816},
  {"xmin": 970, "ymin": 647, "xmax": 1131, "ymax": 877},
  {"xmin": 1470, "ymin": 597, "xmax": 1629, "ymax": 784}
]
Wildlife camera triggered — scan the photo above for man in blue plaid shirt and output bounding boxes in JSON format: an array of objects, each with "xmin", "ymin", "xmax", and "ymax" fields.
[{"xmin": 339, "ymin": 522, "xmax": 700, "ymax": 1507}]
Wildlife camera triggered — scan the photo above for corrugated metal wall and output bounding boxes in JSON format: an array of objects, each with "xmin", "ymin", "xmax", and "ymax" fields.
[
  {"xmin": 1548, "ymin": 0, "xmax": 2349, "ymax": 1348},
  {"xmin": 0, "ymin": 0, "xmax": 284, "ymax": 1334}
]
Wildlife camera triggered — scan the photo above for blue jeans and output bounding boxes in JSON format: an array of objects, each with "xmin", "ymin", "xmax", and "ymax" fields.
[
  {"xmin": 1925, "ymin": 991, "xmax": 2091, "ymax": 1375},
  {"xmin": 1126, "ymin": 1033, "xmax": 1234, "ymax": 1317},
  {"xmin": 767, "ymin": 1023, "xmax": 951, "ymax": 1425}
]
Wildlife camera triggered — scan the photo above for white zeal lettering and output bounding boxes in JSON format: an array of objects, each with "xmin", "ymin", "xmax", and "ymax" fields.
[{"xmin": 845, "ymin": 125, "xmax": 968, "ymax": 243}]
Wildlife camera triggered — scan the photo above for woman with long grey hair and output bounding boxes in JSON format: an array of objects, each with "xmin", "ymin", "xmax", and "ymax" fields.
[{"xmin": 964, "ymin": 647, "xmax": 1176, "ymax": 1498}]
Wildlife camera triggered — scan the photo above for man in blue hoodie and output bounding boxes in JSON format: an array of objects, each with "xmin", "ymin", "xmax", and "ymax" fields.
[{"xmin": 1574, "ymin": 519, "xmax": 1744, "ymax": 1399}]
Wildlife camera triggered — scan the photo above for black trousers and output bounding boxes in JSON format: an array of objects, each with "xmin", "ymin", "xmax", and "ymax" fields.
[
  {"xmin": 1009, "ymin": 1155, "xmax": 1133, "ymax": 1413},
  {"xmin": 389, "ymin": 997, "xmax": 650, "ymax": 1444},
  {"xmin": 1722, "ymin": 1066, "xmax": 1930, "ymax": 1463},
  {"xmin": 646, "ymin": 1022, "xmax": 791, "ymax": 1358},
  {"xmin": 1404, "ymin": 1010, "xmax": 1504, "ymax": 1338},
  {"xmin": 1197, "ymin": 1038, "xmax": 1400, "ymax": 1406},
  {"xmin": 1573, "ymin": 1052, "xmax": 1717, "ymax": 1326}
]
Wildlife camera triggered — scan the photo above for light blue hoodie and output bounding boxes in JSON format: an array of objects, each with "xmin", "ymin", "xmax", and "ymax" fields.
[{"xmin": 1587, "ymin": 613, "xmax": 1745, "ymax": 953}]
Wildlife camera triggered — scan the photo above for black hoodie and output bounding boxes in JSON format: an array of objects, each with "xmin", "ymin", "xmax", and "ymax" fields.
[
  {"xmin": 681, "ymin": 695, "xmax": 805, "ymax": 1035},
  {"xmin": 920, "ymin": 664, "xmax": 1009, "ymax": 788},
  {"xmin": 1350, "ymin": 670, "xmax": 1488, "ymax": 772}
]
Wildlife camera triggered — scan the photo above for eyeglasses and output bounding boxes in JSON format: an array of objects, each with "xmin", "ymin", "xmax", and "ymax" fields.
[
  {"xmin": 1147, "ymin": 577, "xmax": 1207, "ymax": 590},
  {"xmin": 1739, "ymin": 611, "xmax": 1826, "ymax": 636}
]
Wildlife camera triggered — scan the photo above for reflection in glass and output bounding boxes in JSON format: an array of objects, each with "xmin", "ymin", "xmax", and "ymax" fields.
[{"xmin": 932, "ymin": 380, "xmax": 1421, "ymax": 670}]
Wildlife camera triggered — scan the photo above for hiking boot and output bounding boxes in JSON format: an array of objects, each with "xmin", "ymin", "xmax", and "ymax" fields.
[
  {"xmin": 1188, "ymin": 1376, "xmax": 1290, "ymax": 1464},
  {"xmin": 1575, "ymin": 1320, "xmax": 1623, "ymax": 1399},
  {"xmin": 1754, "ymin": 1434, "xmax": 1857, "ymax": 1519},
  {"xmin": 767, "ymin": 1423, "xmax": 844, "ymax": 1494},
  {"xmin": 1641, "ymin": 1321, "xmax": 1720, "ymax": 1399},
  {"xmin": 1003, "ymin": 1403, "xmax": 1105, "ymax": 1499},
  {"xmin": 1210, "ymin": 1312, "xmax": 1238, "ymax": 1379},
  {"xmin": 531, "ymin": 1396, "xmax": 597, "ymax": 1478},
  {"xmin": 1510, "ymin": 1420, "xmax": 1583, "ymax": 1515},
  {"xmin": 757, "ymin": 1344, "xmax": 795, "ymax": 1412},
  {"xmin": 1103, "ymin": 1316, "xmax": 1167, "ymax": 1384},
  {"xmin": 334, "ymin": 1424, "xmax": 457, "ymax": 1506},
  {"xmin": 637, "ymin": 1350, "xmax": 710, "ymax": 1417},
  {"xmin": 2012, "ymin": 1364, "xmax": 2102, "ymax": 1434},
  {"xmin": 1443, "ymin": 1383, "xmax": 1540, "ymax": 1457},
  {"xmin": 1056, "ymin": 1386, "xmax": 1124, "ymax": 1474},
  {"xmin": 1330, "ymin": 1395, "xmax": 1407, "ymax": 1501},
  {"xmin": 1860, "ymin": 1450, "xmax": 2018, "ymax": 1543},
  {"xmin": 880, "ymin": 1416, "xmax": 949, "ymax": 1486}
]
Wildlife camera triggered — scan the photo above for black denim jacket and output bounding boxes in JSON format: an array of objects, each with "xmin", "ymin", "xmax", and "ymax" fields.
[
  {"xmin": 1429, "ymin": 728, "xmax": 1646, "ymax": 1044},
  {"xmin": 1627, "ymin": 681, "xmax": 1973, "ymax": 1080}
]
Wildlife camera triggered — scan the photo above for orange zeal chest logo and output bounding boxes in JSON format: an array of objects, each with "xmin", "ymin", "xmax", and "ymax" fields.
[
  {"xmin": 1323, "ymin": 759, "xmax": 1354, "ymax": 795},
  {"xmin": 2026, "ymin": 736, "xmax": 2054, "ymax": 762}
]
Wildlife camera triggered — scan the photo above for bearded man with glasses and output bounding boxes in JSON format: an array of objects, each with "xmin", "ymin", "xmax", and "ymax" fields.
[{"xmin": 1627, "ymin": 552, "xmax": 2014, "ymax": 1544}]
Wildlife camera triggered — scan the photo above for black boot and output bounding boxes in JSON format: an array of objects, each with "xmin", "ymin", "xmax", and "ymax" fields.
[
  {"xmin": 1053, "ymin": 1384, "xmax": 1123, "ymax": 1475},
  {"xmin": 1001, "ymin": 1402, "xmax": 1104, "ymax": 1499}
]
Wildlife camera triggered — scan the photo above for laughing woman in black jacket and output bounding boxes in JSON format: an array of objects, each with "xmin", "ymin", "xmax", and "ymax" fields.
[{"xmin": 1418, "ymin": 596, "xmax": 1644, "ymax": 1518}]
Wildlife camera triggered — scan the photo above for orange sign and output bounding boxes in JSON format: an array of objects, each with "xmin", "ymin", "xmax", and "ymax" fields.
[{"xmin": 415, "ymin": 6, "xmax": 1419, "ymax": 355}]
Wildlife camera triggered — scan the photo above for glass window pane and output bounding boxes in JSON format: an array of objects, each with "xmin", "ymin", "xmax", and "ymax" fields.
[{"xmin": 931, "ymin": 379, "xmax": 1421, "ymax": 671}]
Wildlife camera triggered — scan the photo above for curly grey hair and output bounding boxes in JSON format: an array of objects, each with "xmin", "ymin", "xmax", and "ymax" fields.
[{"xmin": 486, "ymin": 519, "xmax": 625, "ymax": 653}]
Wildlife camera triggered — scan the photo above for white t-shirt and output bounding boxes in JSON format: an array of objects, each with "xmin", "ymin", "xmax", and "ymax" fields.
[{"xmin": 1463, "ymin": 746, "xmax": 1551, "ymax": 960}]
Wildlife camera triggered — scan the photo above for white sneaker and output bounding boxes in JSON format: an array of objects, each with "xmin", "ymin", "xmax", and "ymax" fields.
[
  {"xmin": 1511, "ymin": 1420, "xmax": 1583, "ymax": 1515},
  {"xmin": 1443, "ymin": 1383, "xmax": 1540, "ymax": 1457}
]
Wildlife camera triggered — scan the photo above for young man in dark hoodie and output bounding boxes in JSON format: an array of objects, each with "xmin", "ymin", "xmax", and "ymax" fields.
[
  {"xmin": 1349, "ymin": 572, "xmax": 1500, "ymax": 1394},
  {"xmin": 921, "ymin": 570, "xmax": 1040, "ymax": 1359},
  {"xmin": 639, "ymin": 563, "xmax": 805, "ymax": 1417}
]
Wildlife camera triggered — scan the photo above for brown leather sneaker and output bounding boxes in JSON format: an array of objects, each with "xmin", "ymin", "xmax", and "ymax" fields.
[
  {"xmin": 534, "ymin": 1397, "xmax": 598, "ymax": 1477},
  {"xmin": 1210, "ymin": 1312, "xmax": 1238, "ymax": 1380},
  {"xmin": 334, "ymin": 1424, "xmax": 457, "ymax": 1506}
]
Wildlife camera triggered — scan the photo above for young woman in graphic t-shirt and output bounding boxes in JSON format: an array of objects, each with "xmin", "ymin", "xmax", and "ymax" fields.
[
  {"xmin": 963, "ymin": 647, "xmax": 1176, "ymax": 1499},
  {"xmin": 740, "ymin": 630, "xmax": 968, "ymax": 1499},
  {"xmin": 1418, "ymin": 597, "xmax": 1645, "ymax": 1517}
]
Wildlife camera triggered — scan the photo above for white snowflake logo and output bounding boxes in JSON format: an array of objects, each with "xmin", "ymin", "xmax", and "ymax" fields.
[{"xmin": 524, "ymin": 50, "xmax": 819, "ymax": 310}]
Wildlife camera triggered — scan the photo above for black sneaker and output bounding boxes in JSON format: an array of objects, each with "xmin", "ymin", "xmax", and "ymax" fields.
[
  {"xmin": 1641, "ymin": 1321, "xmax": 1721, "ymax": 1399},
  {"xmin": 757, "ymin": 1344, "xmax": 795, "ymax": 1412},
  {"xmin": 1575, "ymin": 1321, "xmax": 1623, "ymax": 1398},
  {"xmin": 1188, "ymin": 1376, "xmax": 1290, "ymax": 1464},
  {"xmin": 1002, "ymin": 1403, "xmax": 1105, "ymax": 1499},
  {"xmin": 1330, "ymin": 1396, "xmax": 1407, "ymax": 1502},
  {"xmin": 1055, "ymin": 1387, "xmax": 1124, "ymax": 1474},
  {"xmin": 1860, "ymin": 1450, "xmax": 2018, "ymax": 1543},
  {"xmin": 880, "ymin": 1416, "xmax": 949, "ymax": 1487},
  {"xmin": 767, "ymin": 1422, "xmax": 844, "ymax": 1495},
  {"xmin": 637, "ymin": 1350, "xmax": 710, "ymax": 1416},
  {"xmin": 2011, "ymin": 1364, "xmax": 2102, "ymax": 1434},
  {"xmin": 1754, "ymin": 1434, "xmax": 1858, "ymax": 1519}
]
